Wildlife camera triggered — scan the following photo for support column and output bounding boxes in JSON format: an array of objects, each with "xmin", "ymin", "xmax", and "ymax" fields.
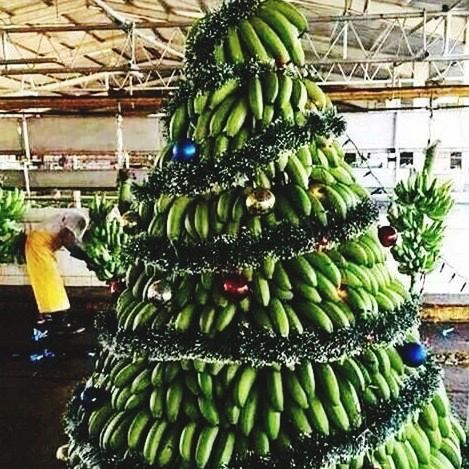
[
  {"xmin": 20, "ymin": 116, "xmax": 31, "ymax": 196},
  {"xmin": 393, "ymin": 110, "xmax": 400, "ymax": 185},
  {"xmin": 116, "ymin": 111, "xmax": 128, "ymax": 169},
  {"xmin": 463, "ymin": 17, "xmax": 469, "ymax": 105}
]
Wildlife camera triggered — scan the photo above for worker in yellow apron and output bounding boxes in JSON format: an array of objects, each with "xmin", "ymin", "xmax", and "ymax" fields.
[{"xmin": 25, "ymin": 210, "xmax": 90, "ymax": 336}]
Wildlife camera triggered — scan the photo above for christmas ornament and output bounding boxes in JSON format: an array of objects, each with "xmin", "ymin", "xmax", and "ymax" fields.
[
  {"xmin": 378, "ymin": 225, "xmax": 398, "ymax": 247},
  {"xmin": 147, "ymin": 280, "xmax": 172, "ymax": 303},
  {"xmin": 80, "ymin": 387, "xmax": 108, "ymax": 410},
  {"xmin": 222, "ymin": 274, "xmax": 250, "ymax": 300},
  {"xmin": 246, "ymin": 188, "xmax": 275, "ymax": 215},
  {"xmin": 109, "ymin": 280, "xmax": 125, "ymax": 296},
  {"xmin": 172, "ymin": 138, "xmax": 198, "ymax": 162},
  {"xmin": 317, "ymin": 235, "xmax": 329, "ymax": 249},
  {"xmin": 398, "ymin": 342, "xmax": 427, "ymax": 367},
  {"xmin": 121, "ymin": 211, "xmax": 139, "ymax": 235}
]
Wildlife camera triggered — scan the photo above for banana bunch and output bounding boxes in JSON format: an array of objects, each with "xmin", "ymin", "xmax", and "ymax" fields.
[
  {"xmin": 389, "ymin": 169, "xmax": 454, "ymax": 281},
  {"xmin": 147, "ymin": 193, "xmax": 226, "ymax": 243},
  {"xmin": 0, "ymin": 186, "xmax": 26, "ymax": 220},
  {"xmin": 149, "ymin": 150, "xmax": 368, "ymax": 245},
  {"xmin": 172, "ymin": 274, "xmax": 242, "ymax": 336},
  {"xmin": 85, "ymin": 195, "xmax": 128, "ymax": 282},
  {"xmin": 271, "ymin": 141, "xmax": 367, "ymax": 226},
  {"xmin": 0, "ymin": 186, "xmax": 27, "ymax": 264},
  {"xmin": 118, "ymin": 265, "xmax": 241, "ymax": 335},
  {"xmin": 167, "ymin": 72, "xmax": 330, "ymax": 166},
  {"xmin": 219, "ymin": 0, "xmax": 307, "ymax": 67},
  {"xmin": 393, "ymin": 172, "xmax": 454, "ymax": 221},
  {"xmin": 348, "ymin": 349, "xmax": 464, "ymax": 469},
  {"xmin": 122, "ymin": 229, "xmax": 408, "ymax": 340},
  {"xmin": 88, "ymin": 193, "xmax": 114, "ymax": 224},
  {"xmin": 368, "ymin": 386, "xmax": 465, "ymax": 469},
  {"xmin": 248, "ymin": 229, "xmax": 408, "ymax": 337},
  {"xmin": 117, "ymin": 263, "xmax": 169, "ymax": 332},
  {"xmin": 81, "ymin": 341, "xmax": 460, "ymax": 468}
]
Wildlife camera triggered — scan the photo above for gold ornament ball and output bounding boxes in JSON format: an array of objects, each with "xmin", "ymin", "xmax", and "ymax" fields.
[
  {"xmin": 246, "ymin": 188, "xmax": 275, "ymax": 215},
  {"xmin": 147, "ymin": 280, "xmax": 172, "ymax": 303},
  {"xmin": 121, "ymin": 211, "xmax": 139, "ymax": 234}
]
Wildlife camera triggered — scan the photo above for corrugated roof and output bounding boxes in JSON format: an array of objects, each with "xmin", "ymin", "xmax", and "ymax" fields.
[{"xmin": 0, "ymin": 0, "xmax": 466, "ymax": 96}]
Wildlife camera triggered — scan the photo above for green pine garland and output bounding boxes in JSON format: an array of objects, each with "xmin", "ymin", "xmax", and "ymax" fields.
[
  {"xmin": 98, "ymin": 297, "xmax": 420, "ymax": 367},
  {"xmin": 64, "ymin": 361, "xmax": 442, "ymax": 468},
  {"xmin": 135, "ymin": 110, "xmax": 345, "ymax": 199},
  {"xmin": 125, "ymin": 198, "xmax": 377, "ymax": 274}
]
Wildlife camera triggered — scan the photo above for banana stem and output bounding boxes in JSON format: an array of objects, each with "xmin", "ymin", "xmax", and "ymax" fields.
[{"xmin": 422, "ymin": 140, "xmax": 441, "ymax": 175}]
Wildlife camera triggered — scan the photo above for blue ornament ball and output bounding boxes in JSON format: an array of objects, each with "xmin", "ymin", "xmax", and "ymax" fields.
[
  {"xmin": 398, "ymin": 342, "xmax": 427, "ymax": 367},
  {"xmin": 80, "ymin": 386, "xmax": 108, "ymax": 410},
  {"xmin": 172, "ymin": 138, "xmax": 198, "ymax": 162}
]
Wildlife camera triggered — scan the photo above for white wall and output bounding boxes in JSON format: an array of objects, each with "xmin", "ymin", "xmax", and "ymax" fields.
[
  {"xmin": 342, "ymin": 108, "xmax": 469, "ymax": 151},
  {"xmin": 1, "ymin": 109, "xmax": 469, "ymax": 296}
]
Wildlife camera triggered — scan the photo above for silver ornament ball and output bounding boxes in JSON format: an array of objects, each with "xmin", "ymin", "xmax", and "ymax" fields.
[
  {"xmin": 121, "ymin": 211, "xmax": 139, "ymax": 234},
  {"xmin": 147, "ymin": 280, "xmax": 172, "ymax": 303},
  {"xmin": 246, "ymin": 188, "xmax": 275, "ymax": 215}
]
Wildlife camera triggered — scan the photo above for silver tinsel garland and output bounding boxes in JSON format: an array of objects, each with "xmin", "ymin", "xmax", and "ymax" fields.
[
  {"xmin": 124, "ymin": 199, "xmax": 378, "ymax": 274},
  {"xmin": 97, "ymin": 297, "xmax": 420, "ymax": 367}
]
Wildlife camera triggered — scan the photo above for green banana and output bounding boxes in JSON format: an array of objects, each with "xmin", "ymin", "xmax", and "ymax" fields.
[
  {"xmin": 225, "ymin": 27, "xmax": 245, "ymax": 64},
  {"xmin": 249, "ymin": 16, "xmax": 290, "ymax": 65}
]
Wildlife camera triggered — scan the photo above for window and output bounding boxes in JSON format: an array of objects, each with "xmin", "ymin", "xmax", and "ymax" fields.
[
  {"xmin": 386, "ymin": 148, "xmax": 396, "ymax": 168},
  {"xmin": 400, "ymin": 151, "xmax": 414, "ymax": 168},
  {"xmin": 450, "ymin": 151, "xmax": 462, "ymax": 169},
  {"xmin": 344, "ymin": 152, "xmax": 356, "ymax": 164}
]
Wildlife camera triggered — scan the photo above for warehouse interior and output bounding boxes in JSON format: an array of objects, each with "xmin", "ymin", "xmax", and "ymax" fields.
[{"xmin": 0, "ymin": 0, "xmax": 468, "ymax": 468}]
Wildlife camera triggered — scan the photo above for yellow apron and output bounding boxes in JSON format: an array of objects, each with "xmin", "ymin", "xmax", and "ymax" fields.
[{"xmin": 25, "ymin": 230, "xmax": 70, "ymax": 314}]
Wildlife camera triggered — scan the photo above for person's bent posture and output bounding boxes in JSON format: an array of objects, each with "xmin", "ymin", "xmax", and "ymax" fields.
[{"xmin": 25, "ymin": 209, "xmax": 90, "ymax": 336}]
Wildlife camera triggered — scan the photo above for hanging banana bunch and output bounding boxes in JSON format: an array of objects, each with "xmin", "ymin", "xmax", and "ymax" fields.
[
  {"xmin": 388, "ymin": 143, "xmax": 454, "ymax": 289},
  {"xmin": 84, "ymin": 194, "xmax": 128, "ymax": 282},
  {"xmin": 0, "ymin": 186, "xmax": 27, "ymax": 264}
]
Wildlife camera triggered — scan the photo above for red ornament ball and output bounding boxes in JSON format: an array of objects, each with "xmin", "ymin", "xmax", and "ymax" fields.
[
  {"xmin": 378, "ymin": 225, "xmax": 398, "ymax": 247},
  {"xmin": 222, "ymin": 274, "xmax": 250, "ymax": 300},
  {"xmin": 317, "ymin": 236, "xmax": 329, "ymax": 249},
  {"xmin": 109, "ymin": 280, "xmax": 125, "ymax": 296}
]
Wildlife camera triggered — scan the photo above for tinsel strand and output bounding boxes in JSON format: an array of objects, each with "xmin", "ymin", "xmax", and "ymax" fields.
[
  {"xmin": 98, "ymin": 297, "xmax": 420, "ymax": 367},
  {"xmin": 64, "ymin": 362, "xmax": 442, "ymax": 468},
  {"xmin": 134, "ymin": 110, "xmax": 345, "ymax": 199},
  {"xmin": 124, "ymin": 198, "xmax": 378, "ymax": 274}
]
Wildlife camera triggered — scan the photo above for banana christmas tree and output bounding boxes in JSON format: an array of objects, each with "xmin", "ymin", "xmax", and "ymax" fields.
[{"xmin": 64, "ymin": 0, "xmax": 465, "ymax": 467}]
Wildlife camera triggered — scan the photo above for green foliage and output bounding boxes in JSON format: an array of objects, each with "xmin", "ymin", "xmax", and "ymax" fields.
[
  {"xmin": 0, "ymin": 186, "xmax": 27, "ymax": 264},
  {"xmin": 388, "ymin": 149, "xmax": 454, "ymax": 288},
  {"xmin": 84, "ymin": 194, "xmax": 128, "ymax": 282}
]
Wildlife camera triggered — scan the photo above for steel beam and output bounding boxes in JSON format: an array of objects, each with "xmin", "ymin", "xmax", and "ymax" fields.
[
  {"xmin": 0, "ymin": 95, "xmax": 164, "ymax": 111},
  {"xmin": 0, "ymin": 85, "xmax": 468, "ymax": 111},
  {"xmin": 0, "ymin": 10, "xmax": 465, "ymax": 35},
  {"xmin": 326, "ymin": 84, "xmax": 469, "ymax": 101},
  {"xmin": 2, "ymin": 51, "xmax": 469, "ymax": 76},
  {"xmin": 0, "ymin": 64, "xmax": 180, "ymax": 76},
  {"xmin": 91, "ymin": 0, "xmax": 184, "ymax": 58}
]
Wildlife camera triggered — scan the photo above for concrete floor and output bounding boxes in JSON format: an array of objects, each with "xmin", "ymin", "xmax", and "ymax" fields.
[{"xmin": 0, "ymin": 289, "xmax": 467, "ymax": 469}]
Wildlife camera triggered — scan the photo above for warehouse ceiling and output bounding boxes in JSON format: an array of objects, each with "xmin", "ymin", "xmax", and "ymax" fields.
[{"xmin": 0, "ymin": 0, "xmax": 467, "ymax": 105}]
